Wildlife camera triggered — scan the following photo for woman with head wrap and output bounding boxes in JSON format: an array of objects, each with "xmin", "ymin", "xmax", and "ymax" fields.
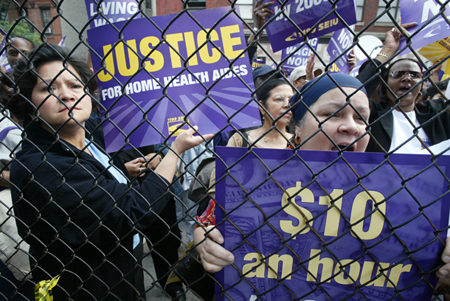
[
  {"xmin": 365, "ymin": 58, "xmax": 450, "ymax": 153},
  {"xmin": 290, "ymin": 73, "xmax": 370, "ymax": 151},
  {"xmin": 193, "ymin": 74, "xmax": 371, "ymax": 283}
]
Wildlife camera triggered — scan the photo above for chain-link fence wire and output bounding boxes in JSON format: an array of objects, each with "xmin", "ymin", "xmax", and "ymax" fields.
[{"xmin": 1, "ymin": 0, "xmax": 450, "ymax": 300}]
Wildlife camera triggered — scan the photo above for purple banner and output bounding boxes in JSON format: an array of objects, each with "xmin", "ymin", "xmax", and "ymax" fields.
[
  {"xmin": 327, "ymin": 26, "xmax": 354, "ymax": 74},
  {"xmin": 399, "ymin": 0, "xmax": 450, "ymax": 53},
  {"xmin": 281, "ymin": 38, "xmax": 318, "ymax": 74},
  {"xmin": 215, "ymin": 147, "xmax": 450, "ymax": 300},
  {"xmin": 87, "ymin": 7, "xmax": 260, "ymax": 153},
  {"xmin": 262, "ymin": 0, "xmax": 357, "ymax": 53},
  {"xmin": 85, "ymin": 0, "xmax": 141, "ymax": 28}
]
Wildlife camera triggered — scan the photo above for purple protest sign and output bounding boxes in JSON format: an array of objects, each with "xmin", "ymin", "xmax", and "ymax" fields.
[
  {"xmin": 281, "ymin": 38, "xmax": 318, "ymax": 74},
  {"xmin": 87, "ymin": 7, "xmax": 260, "ymax": 153},
  {"xmin": 399, "ymin": 0, "xmax": 450, "ymax": 53},
  {"xmin": 327, "ymin": 26, "xmax": 354, "ymax": 74},
  {"xmin": 85, "ymin": 0, "xmax": 140, "ymax": 28},
  {"xmin": 215, "ymin": 147, "xmax": 450, "ymax": 300},
  {"xmin": 261, "ymin": 0, "xmax": 357, "ymax": 53},
  {"xmin": 252, "ymin": 57, "xmax": 266, "ymax": 68}
]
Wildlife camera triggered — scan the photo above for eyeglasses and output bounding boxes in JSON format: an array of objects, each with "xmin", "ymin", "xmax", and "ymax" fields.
[{"xmin": 390, "ymin": 70, "xmax": 423, "ymax": 80}]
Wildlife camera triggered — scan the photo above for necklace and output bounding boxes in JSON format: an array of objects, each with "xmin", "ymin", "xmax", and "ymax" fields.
[{"xmin": 264, "ymin": 135, "xmax": 286, "ymax": 142}]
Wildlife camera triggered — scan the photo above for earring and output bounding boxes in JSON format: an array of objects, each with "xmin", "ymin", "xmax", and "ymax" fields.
[{"xmin": 295, "ymin": 134, "xmax": 301, "ymax": 145}]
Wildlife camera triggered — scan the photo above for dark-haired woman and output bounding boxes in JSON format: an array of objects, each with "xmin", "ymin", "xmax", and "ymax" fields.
[
  {"xmin": 227, "ymin": 78, "xmax": 293, "ymax": 148},
  {"xmin": 366, "ymin": 58, "xmax": 450, "ymax": 153},
  {"xmin": 8, "ymin": 44, "xmax": 212, "ymax": 300}
]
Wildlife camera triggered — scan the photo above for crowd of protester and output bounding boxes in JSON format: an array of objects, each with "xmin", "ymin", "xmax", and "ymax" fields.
[{"xmin": 1, "ymin": 3, "xmax": 450, "ymax": 301}]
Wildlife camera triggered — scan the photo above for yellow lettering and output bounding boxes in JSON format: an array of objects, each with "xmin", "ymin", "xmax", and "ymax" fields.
[
  {"xmin": 386, "ymin": 264, "xmax": 412, "ymax": 287},
  {"xmin": 242, "ymin": 253, "xmax": 265, "ymax": 278},
  {"xmin": 267, "ymin": 254, "xmax": 293, "ymax": 280},
  {"xmin": 165, "ymin": 33, "xmax": 184, "ymax": 68},
  {"xmin": 184, "ymin": 31, "xmax": 199, "ymax": 66},
  {"xmin": 280, "ymin": 181, "xmax": 314, "ymax": 238},
  {"xmin": 220, "ymin": 24, "xmax": 245, "ymax": 60},
  {"xmin": 333, "ymin": 259, "xmax": 360, "ymax": 285},
  {"xmin": 319, "ymin": 189, "xmax": 343, "ymax": 237},
  {"xmin": 350, "ymin": 191, "xmax": 386, "ymax": 240},
  {"xmin": 97, "ymin": 44, "xmax": 115, "ymax": 82},
  {"xmin": 197, "ymin": 29, "xmax": 221, "ymax": 64},
  {"xmin": 140, "ymin": 36, "xmax": 164, "ymax": 72},
  {"xmin": 115, "ymin": 40, "xmax": 139, "ymax": 76},
  {"xmin": 306, "ymin": 249, "xmax": 334, "ymax": 283},
  {"xmin": 360, "ymin": 261, "xmax": 390, "ymax": 287}
]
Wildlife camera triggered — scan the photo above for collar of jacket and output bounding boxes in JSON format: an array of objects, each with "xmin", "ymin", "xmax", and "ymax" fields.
[{"xmin": 22, "ymin": 120, "xmax": 103, "ymax": 163}]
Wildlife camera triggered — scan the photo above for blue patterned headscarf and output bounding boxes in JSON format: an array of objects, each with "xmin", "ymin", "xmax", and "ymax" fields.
[{"xmin": 289, "ymin": 73, "xmax": 367, "ymax": 124}]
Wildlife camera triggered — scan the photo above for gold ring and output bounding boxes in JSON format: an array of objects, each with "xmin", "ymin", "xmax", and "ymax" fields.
[{"xmin": 392, "ymin": 27, "xmax": 395, "ymax": 32}]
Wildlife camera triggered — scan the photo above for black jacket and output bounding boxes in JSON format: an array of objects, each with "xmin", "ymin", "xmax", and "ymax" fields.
[
  {"xmin": 367, "ymin": 98, "xmax": 450, "ymax": 153},
  {"xmin": 356, "ymin": 58, "xmax": 450, "ymax": 153},
  {"xmin": 11, "ymin": 121, "xmax": 174, "ymax": 300}
]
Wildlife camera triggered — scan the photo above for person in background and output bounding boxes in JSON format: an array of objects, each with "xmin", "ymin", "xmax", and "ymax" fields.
[
  {"xmin": 246, "ymin": 0, "xmax": 273, "ymax": 63},
  {"xmin": 252, "ymin": 64, "xmax": 285, "ymax": 89},
  {"xmin": 365, "ymin": 58, "xmax": 450, "ymax": 153},
  {"xmin": 290, "ymin": 54, "xmax": 323, "ymax": 90},
  {"xmin": 423, "ymin": 78, "xmax": 449, "ymax": 100},
  {"xmin": 5, "ymin": 36, "xmax": 34, "ymax": 69},
  {"xmin": 0, "ymin": 80, "xmax": 33, "ymax": 301}
]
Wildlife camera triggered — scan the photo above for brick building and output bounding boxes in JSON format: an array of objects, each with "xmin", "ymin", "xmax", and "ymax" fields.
[{"xmin": 2, "ymin": 0, "xmax": 62, "ymax": 45}]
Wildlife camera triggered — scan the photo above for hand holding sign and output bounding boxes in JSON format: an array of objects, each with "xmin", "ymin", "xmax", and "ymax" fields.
[
  {"xmin": 377, "ymin": 18, "xmax": 417, "ymax": 62},
  {"xmin": 254, "ymin": 0, "xmax": 274, "ymax": 31},
  {"xmin": 437, "ymin": 237, "xmax": 450, "ymax": 301}
]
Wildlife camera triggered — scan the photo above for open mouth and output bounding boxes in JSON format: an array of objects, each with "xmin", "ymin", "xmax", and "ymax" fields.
[
  {"xmin": 397, "ymin": 86, "xmax": 412, "ymax": 95},
  {"xmin": 331, "ymin": 144, "xmax": 356, "ymax": 152}
]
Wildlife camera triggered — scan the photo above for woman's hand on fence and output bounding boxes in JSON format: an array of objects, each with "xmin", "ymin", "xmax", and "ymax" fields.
[
  {"xmin": 171, "ymin": 126, "xmax": 213, "ymax": 155},
  {"xmin": 194, "ymin": 225, "xmax": 235, "ymax": 273},
  {"xmin": 155, "ymin": 127, "xmax": 212, "ymax": 182}
]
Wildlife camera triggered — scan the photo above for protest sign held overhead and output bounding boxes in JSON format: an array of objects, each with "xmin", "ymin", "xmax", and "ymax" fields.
[
  {"xmin": 419, "ymin": 37, "xmax": 450, "ymax": 80},
  {"xmin": 281, "ymin": 38, "xmax": 318, "ymax": 73},
  {"xmin": 215, "ymin": 147, "xmax": 450, "ymax": 301},
  {"xmin": 85, "ymin": 0, "xmax": 141, "ymax": 28},
  {"xmin": 327, "ymin": 26, "xmax": 355, "ymax": 74},
  {"xmin": 87, "ymin": 7, "xmax": 260, "ymax": 153},
  {"xmin": 261, "ymin": 0, "xmax": 357, "ymax": 52},
  {"xmin": 399, "ymin": 0, "xmax": 450, "ymax": 53}
]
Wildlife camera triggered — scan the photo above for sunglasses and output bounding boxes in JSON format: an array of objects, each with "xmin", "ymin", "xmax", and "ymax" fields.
[{"xmin": 390, "ymin": 70, "xmax": 423, "ymax": 79}]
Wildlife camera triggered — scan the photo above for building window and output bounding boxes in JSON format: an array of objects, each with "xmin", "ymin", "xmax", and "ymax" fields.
[
  {"xmin": 377, "ymin": 0, "xmax": 399, "ymax": 23},
  {"xmin": 40, "ymin": 7, "xmax": 53, "ymax": 34},
  {"xmin": 356, "ymin": 0, "xmax": 364, "ymax": 22},
  {"xmin": 185, "ymin": 0, "xmax": 206, "ymax": 10},
  {"xmin": 0, "ymin": 1, "xmax": 9, "ymax": 22},
  {"xmin": 144, "ymin": 0, "xmax": 154, "ymax": 16},
  {"xmin": 236, "ymin": 0, "xmax": 254, "ymax": 20}
]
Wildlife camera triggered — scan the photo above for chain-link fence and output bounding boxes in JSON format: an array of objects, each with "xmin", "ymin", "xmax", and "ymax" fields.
[{"xmin": 1, "ymin": 0, "xmax": 450, "ymax": 300}]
